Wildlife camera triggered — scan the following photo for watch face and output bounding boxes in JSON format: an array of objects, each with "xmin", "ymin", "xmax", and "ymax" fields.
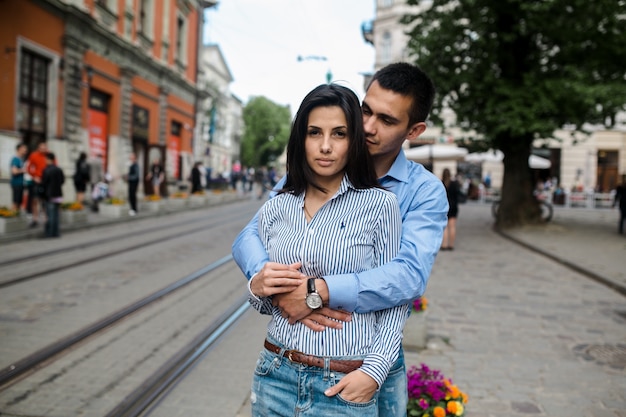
[{"xmin": 306, "ymin": 293, "xmax": 323, "ymax": 309}]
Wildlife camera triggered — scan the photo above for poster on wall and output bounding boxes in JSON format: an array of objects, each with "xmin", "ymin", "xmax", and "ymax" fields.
[{"xmin": 88, "ymin": 108, "xmax": 108, "ymax": 169}]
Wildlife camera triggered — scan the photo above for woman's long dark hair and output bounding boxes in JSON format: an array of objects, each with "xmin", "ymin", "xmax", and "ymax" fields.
[{"xmin": 282, "ymin": 84, "xmax": 379, "ymax": 195}]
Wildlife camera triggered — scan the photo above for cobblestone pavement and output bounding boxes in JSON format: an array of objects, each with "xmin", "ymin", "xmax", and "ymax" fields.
[{"xmin": 404, "ymin": 203, "xmax": 626, "ymax": 417}]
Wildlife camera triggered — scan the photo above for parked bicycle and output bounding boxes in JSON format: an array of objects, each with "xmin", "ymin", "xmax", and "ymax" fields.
[{"xmin": 491, "ymin": 192, "xmax": 554, "ymax": 222}]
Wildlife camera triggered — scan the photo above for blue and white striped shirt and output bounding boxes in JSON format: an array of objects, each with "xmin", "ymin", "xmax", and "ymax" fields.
[{"xmin": 251, "ymin": 175, "xmax": 407, "ymax": 387}]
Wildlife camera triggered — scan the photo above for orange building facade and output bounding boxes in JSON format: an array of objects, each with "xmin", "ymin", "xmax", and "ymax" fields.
[{"xmin": 0, "ymin": 0, "xmax": 216, "ymax": 200}]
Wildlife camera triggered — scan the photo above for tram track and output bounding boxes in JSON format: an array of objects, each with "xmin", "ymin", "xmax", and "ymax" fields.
[
  {"xmin": 0, "ymin": 204, "xmax": 253, "ymax": 289},
  {"xmin": 0, "ymin": 255, "xmax": 234, "ymax": 388},
  {"xmin": 105, "ymin": 297, "xmax": 250, "ymax": 417}
]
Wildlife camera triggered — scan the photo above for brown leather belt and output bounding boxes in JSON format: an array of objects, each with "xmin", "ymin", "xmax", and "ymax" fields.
[{"xmin": 264, "ymin": 340, "xmax": 363, "ymax": 374}]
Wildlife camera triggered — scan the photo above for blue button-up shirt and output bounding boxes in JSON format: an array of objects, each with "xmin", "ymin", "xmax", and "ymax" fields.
[{"xmin": 232, "ymin": 150, "xmax": 448, "ymax": 313}]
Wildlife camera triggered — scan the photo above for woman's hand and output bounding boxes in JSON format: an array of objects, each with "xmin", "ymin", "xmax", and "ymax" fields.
[
  {"xmin": 324, "ymin": 370, "xmax": 378, "ymax": 403},
  {"xmin": 249, "ymin": 262, "xmax": 306, "ymax": 298}
]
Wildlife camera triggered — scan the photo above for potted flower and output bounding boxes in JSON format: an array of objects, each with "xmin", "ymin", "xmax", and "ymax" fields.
[
  {"xmin": 407, "ymin": 363, "xmax": 468, "ymax": 417},
  {"xmin": 0, "ymin": 207, "xmax": 27, "ymax": 234},
  {"xmin": 60, "ymin": 202, "xmax": 87, "ymax": 224},
  {"xmin": 141, "ymin": 194, "xmax": 164, "ymax": 213},
  {"xmin": 404, "ymin": 296, "xmax": 428, "ymax": 350}
]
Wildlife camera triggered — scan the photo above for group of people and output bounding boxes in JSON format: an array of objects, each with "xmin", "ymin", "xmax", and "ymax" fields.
[
  {"xmin": 232, "ymin": 62, "xmax": 450, "ymax": 416},
  {"xmin": 10, "ymin": 141, "xmax": 65, "ymax": 238}
]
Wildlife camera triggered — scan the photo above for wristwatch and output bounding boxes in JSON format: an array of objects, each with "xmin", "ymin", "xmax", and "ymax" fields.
[{"xmin": 305, "ymin": 278, "xmax": 323, "ymax": 309}]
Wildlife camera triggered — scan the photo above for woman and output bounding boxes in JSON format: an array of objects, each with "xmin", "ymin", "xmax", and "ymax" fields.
[
  {"xmin": 146, "ymin": 159, "xmax": 164, "ymax": 197},
  {"xmin": 73, "ymin": 152, "xmax": 90, "ymax": 204},
  {"xmin": 441, "ymin": 168, "xmax": 459, "ymax": 250},
  {"xmin": 244, "ymin": 84, "xmax": 406, "ymax": 416}
]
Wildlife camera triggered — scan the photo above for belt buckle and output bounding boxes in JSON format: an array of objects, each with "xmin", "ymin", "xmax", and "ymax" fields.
[{"xmin": 287, "ymin": 351, "xmax": 295, "ymax": 362}]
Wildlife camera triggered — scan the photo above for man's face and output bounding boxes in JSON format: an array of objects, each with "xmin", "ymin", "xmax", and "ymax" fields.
[
  {"xmin": 361, "ymin": 80, "xmax": 426, "ymax": 162},
  {"xmin": 18, "ymin": 145, "xmax": 27, "ymax": 157},
  {"xmin": 38, "ymin": 143, "xmax": 48, "ymax": 153}
]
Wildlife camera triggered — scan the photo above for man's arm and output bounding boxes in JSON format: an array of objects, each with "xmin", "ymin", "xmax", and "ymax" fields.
[
  {"xmin": 231, "ymin": 209, "xmax": 269, "ymax": 280},
  {"xmin": 325, "ymin": 180, "xmax": 447, "ymax": 313},
  {"xmin": 275, "ymin": 178, "xmax": 448, "ymax": 318}
]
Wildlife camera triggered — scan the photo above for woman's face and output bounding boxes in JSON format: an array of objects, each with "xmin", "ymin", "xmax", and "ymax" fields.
[{"xmin": 305, "ymin": 106, "xmax": 350, "ymax": 185}]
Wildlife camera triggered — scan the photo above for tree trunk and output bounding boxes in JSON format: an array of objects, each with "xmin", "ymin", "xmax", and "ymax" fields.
[{"xmin": 496, "ymin": 135, "xmax": 543, "ymax": 228}]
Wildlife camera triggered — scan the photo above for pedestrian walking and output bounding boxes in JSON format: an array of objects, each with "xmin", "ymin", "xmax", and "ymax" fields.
[
  {"xmin": 146, "ymin": 158, "xmax": 164, "ymax": 197},
  {"xmin": 232, "ymin": 62, "xmax": 448, "ymax": 415},
  {"xmin": 238, "ymin": 83, "xmax": 405, "ymax": 416},
  {"xmin": 10, "ymin": 143, "xmax": 28, "ymax": 213},
  {"xmin": 441, "ymin": 168, "xmax": 460, "ymax": 250},
  {"xmin": 26, "ymin": 141, "xmax": 50, "ymax": 227},
  {"xmin": 41, "ymin": 152, "xmax": 65, "ymax": 238},
  {"xmin": 73, "ymin": 152, "xmax": 90, "ymax": 204},
  {"xmin": 190, "ymin": 162, "xmax": 203, "ymax": 194},
  {"xmin": 127, "ymin": 153, "xmax": 139, "ymax": 216}
]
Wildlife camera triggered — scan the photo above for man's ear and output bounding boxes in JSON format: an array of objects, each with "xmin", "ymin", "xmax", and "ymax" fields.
[{"xmin": 406, "ymin": 122, "xmax": 427, "ymax": 141}]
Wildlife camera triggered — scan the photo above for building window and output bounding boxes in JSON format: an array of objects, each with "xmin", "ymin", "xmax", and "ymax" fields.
[
  {"xmin": 175, "ymin": 14, "xmax": 188, "ymax": 68},
  {"xmin": 18, "ymin": 49, "xmax": 49, "ymax": 151},
  {"xmin": 381, "ymin": 31, "xmax": 392, "ymax": 64}
]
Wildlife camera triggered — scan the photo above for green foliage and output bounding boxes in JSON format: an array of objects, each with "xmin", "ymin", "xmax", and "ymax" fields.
[
  {"xmin": 241, "ymin": 96, "xmax": 291, "ymax": 168},
  {"xmin": 403, "ymin": 0, "xmax": 626, "ymax": 226}
]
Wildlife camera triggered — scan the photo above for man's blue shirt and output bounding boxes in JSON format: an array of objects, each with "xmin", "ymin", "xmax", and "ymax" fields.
[{"xmin": 231, "ymin": 150, "xmax": 448, "ymax": 313}]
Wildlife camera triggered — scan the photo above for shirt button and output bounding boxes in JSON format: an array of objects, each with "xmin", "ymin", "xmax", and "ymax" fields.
[{"xmin": 308, "ymin": 228, "xmax": 314, "ymax": 235}]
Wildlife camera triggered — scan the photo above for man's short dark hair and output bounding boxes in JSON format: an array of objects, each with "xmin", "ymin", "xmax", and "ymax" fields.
[
  {"xmin": 46, "ymin": 152, "xmax": 55, "ymax": 161},
  {"xmin": 368, "ymin": 62, "xmax": 436, "ymax": 126}
]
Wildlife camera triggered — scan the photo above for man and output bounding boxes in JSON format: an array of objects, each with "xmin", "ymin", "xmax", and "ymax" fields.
[
  {"xmin": 127, "ymin": 153, "xmax": 139, "ymax": 216},
  {"xmin": 232, "ymin": 63, "xmax": 448, "ymax": 415},
  {"xmin": 41, "ymin": 152, "xmax": 65, "ymax": 238},
  {"xmin": 26, "ymin": 141, "xmax": 50, "ymax": 227},
  {"xmin": 10, "ymin": 143, "xmax": 28, "ymax": 213}
]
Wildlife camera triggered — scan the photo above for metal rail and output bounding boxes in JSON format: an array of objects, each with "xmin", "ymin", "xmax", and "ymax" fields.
[
  {"xmin": 105, "ymin": 296, "xmax": 250, "ymax": 417},
  {"xmin": 0, "ymin": 255, "xmax": 233, "ymax": 388}
]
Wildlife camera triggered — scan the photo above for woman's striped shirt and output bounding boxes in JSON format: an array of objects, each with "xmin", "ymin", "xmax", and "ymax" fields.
[{"xmin": 252, "ymin": 175, "xmax": 407, "ymax": 387}]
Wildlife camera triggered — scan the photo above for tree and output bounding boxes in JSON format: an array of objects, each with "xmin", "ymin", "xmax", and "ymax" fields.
[
  {"xmin": 240, "ymin": 96, "xmax": 291, "ymax": 169},
  {"xmin": 404, "ymin": 0, "xmax": 626, "ymax": 228}
]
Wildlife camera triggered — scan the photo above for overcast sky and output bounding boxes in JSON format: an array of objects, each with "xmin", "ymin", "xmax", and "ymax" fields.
[{"xmin": 203, "ymin": 0, "xmax": 376, "ymax": 115}]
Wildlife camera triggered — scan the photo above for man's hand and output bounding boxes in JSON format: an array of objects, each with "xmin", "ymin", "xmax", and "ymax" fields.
[
  {"xmin": 273, "ymin": 278, "xmax": 351, "ymax": 330},
  {"xmin": 324, "ymin": 370, "xmax": 378, "ymax": 403},
  {"xmin": 249, "ymin": 262, "xmax": 306, "ymax": 298},
  {"xmin": 299, "ymin": 307, "xmax": 351, "ymax": 331}
]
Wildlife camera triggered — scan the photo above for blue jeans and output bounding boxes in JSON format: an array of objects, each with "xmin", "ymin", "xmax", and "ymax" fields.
[
  {"xmin": 45, "ymin": 202, "xmax": 60, "ymax": 237},
  {"xmin": 251, "ymin": 338, "xmax": 379, "ymax": 417},
  {"xmin": 378, "ymin": 349, "xmax": 407, "ymax": 417}
]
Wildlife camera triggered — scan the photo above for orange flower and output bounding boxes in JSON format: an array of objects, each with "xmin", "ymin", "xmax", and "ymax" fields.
[
  {"xmin": 447, "ymin": 400, "xmax": 464, "ymax": 416},
  {"xmin": 433, "ymin": 406, "xmax": 446, "ymax": 417},
  {"xmin": 448, "ymin": 384, "xmax": 461, "ymax": 399},
  {"xmin": 461, "ymin": 392, "xmax": 469, "ymax": 403}
]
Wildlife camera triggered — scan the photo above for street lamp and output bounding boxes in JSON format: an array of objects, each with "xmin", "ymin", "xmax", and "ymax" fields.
[{"xmin": 297, "ymin": 55, "xmax": 332, "ymax": 84}]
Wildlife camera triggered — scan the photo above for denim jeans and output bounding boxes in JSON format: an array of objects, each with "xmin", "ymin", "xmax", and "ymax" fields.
[
  {"xmin": 251, "ymin": 337, "xmax": 379, "ymax": 417},
  {"xmin": 45, "ymin": 202, "xmax": 60, "ymax": 237},
  {"xmin": 378, "ymin": 348, "xmax": 407, "ymax": 417}
]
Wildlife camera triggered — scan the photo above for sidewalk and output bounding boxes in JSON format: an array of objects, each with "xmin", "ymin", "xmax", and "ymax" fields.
[
  {"xmin": 403, "ymin": 203, "xmax": 626, "ymax": 417},
  {"xmin": 0, "ymin": 191, "xmax": 246, "ymax": 245}
]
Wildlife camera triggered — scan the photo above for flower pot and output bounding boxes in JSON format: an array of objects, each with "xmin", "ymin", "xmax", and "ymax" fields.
[
  {"xmin": 189, "ymin": 194, "xmax": 208, "ymax": 207},
  {"xmin": 166, "ymin": 198, "xmax": 189, "ymax": 211},
  {"xmin": 0, "ymin": 216, "xmax": 29, "ymax": 234},
  {"xmin": 140, "ymin": 201, "xmax": 164, "ymax": 213},
  {"xmin": 99, "ymin": 203, "xmax": 130, "ymax": 218},
  {"xmin": 403, "ymin": 311, "xmax": 428, "ymax": 351},
  {"xmin": 60, "ymin": 210, "xmax": 88, "ymax": 225}
]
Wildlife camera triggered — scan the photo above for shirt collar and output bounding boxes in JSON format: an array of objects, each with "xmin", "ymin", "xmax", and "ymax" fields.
[{"xmin": 380, "ymin": 150, "xmax": 410, "ymax": 184}]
